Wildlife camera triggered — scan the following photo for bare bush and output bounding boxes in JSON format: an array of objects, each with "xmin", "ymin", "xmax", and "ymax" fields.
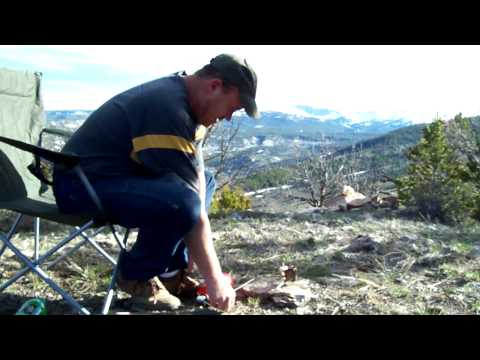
[
  {"xmin": 203, "ymin": 120, "xmax": 254, "ymax": 191},
  {"xmin": 291, "ymin": 142, "xmax": 398, "ymax": 208}
]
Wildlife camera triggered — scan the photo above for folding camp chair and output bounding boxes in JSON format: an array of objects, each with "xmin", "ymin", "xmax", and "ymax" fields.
[{"xmin": 0, "ymin": 68, "xmax": 130, "ymax": 315}]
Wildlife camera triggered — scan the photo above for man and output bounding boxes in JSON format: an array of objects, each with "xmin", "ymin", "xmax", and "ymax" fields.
[{"xmin": 53, "ymin": 54, "xmax": 259, "ymax": 312}]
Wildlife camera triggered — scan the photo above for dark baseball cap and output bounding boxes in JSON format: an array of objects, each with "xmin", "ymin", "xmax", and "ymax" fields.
[{"xmin": 209, "ymin": 54, "xmax": 259, "ymax": 119}]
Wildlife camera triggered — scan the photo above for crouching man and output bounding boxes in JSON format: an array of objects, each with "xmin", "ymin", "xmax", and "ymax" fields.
[{"xmin": 53, "ymin": 54, "xmax": 259, "ymax": 312}]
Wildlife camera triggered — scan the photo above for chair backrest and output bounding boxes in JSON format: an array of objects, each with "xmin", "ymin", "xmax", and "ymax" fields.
[{"xmin": 0, "ymin": 68, "xmax": 45, "ymax": 201}]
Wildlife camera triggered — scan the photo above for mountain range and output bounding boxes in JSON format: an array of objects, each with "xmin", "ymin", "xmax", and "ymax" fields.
[
  {"xmin": 229, "ymin": 106, "xmax": 416, "ymax": 140},
  {"xmin": 45, "ymin": 106, "xmax": 423, "ymax": 175},
  {"xmin": 46, "ymin": 106, "xmax": 417, "ymax": 139}
]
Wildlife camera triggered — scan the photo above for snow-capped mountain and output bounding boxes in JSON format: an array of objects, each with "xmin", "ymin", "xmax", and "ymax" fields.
[
  {"xmin": 231, "ymin": 105, "xmax": 416, "ymax": 138},
  {"xmin": 45, "ymin": 106, "xmax": 425, "ymax": 175},
  {"xmin": 46, "ymin": 105, "xmax": 416, "ymax": 139}
]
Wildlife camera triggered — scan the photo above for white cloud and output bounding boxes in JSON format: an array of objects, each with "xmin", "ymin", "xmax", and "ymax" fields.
[
  {"xmin": 0, "ymin": 45, "xmax": 76, "ymax": 72},
  {"xmin": 38, "ymin": 45, "xmax": 266, "ymax": 77},
  {"xmin": 2, "ymin": 45, "xmax": 480, "ymax": 122},
  {"xmin": 42, "ymin": 79, "xmax": 125, "ymax": 110}
]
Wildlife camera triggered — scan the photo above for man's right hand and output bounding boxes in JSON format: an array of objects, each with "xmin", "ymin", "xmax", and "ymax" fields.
[
  {"xmin": 184, "ymin": 209, "xmax": 235, "ymax": 311},
  {"xmin": 206, "ymin": 274, "xmax": 236, "ymax": 312}
]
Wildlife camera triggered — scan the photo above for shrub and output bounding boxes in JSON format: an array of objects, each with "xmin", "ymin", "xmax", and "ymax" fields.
[{"xmin": 210, "ymin": 185, "xmax": 251, "ymax": 215}]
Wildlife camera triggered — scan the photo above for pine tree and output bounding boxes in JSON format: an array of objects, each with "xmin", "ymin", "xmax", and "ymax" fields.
[
  {"xmin": 446, "ymin": 114, "xmax": 480, "ymax": 220},
  {"xmin": 395, "ymin": 118, "xmax": 477, "ymax": 224}
]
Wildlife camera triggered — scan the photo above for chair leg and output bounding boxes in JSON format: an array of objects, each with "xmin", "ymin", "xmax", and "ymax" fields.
[
  {"xmin": 0, "ymin": 243, "xmax": 6, "ymax": 259},
  {"xmin": 76, "ymin": 227, "xmax": 117, "ymax": 265},
  {"xmin": 45, "ymin": 237, "xmax": 89, "ymax": 270},
  {"xmin": 45, "ymin": 226, "xmax": 116, "ymax": 270},
  {"xmin": 0, "ymin": 214, "xmax": 23, "ymax": 258},
  {"xmin": 1, "ymin": 217, "xmax": 130, "ymax": 315},
  {"xmin": 101, "ymin": 249, "xmax": 125, "ymax": 315},
  {"xmin": 34, "ymin": 217, "xmax": 40, "ymax": 262},
  {"xmin": 0, "ymin": 221, "xmax": 95, "ymax": 293},
  {"xmin": 101, "ymin": 229, "xmax": 130, "ymax": 315},
  {"xmin": 0, "ymin": 234, "xmax": 90, "ymax": 315}
]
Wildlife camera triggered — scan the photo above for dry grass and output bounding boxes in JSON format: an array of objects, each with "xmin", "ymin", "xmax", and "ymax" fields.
[{"xmin": 1, "ymin": 207, "xmax": 480, "ymax": 315}]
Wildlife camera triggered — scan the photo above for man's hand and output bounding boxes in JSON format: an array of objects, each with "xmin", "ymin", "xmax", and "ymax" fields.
[
  {"xmin": 185, "ymin": 166, "xmax": 236, "ymax": 312},
  {"xmin": 206, "ymin": 273, "xmax": 236, "ymax": 312},
  {"xmin": 184, "ymin": 211, "xmax": 235, "ymax": 312}
]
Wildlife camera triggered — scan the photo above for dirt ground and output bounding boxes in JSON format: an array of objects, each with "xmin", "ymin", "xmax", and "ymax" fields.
[{"xmin": 1, "ymin": 207, "xmax": 480, "ymax": 315}]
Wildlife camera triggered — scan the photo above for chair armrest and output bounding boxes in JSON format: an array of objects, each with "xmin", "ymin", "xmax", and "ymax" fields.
[
  {"xmin": 0, "ymin": 135, "xmax": 79, "ymax": 169},
  {"xmin": 38, "ymin": 127, "xmax": 74, "ymax": 148},
  {"xmin": 41, "ymin": 127, "xmax": 75, "ymax": 139},
  {"xmin": 0, "ymin": 135, "xmax": 106, "ymax": 216}
]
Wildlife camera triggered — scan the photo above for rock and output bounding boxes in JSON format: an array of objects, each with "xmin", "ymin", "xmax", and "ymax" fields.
[
  {"xmin": 236, "ymin": 276, "xmax": 282, "ymax": 300},
  {"xmin": 344, "ymin": 235, "xmax": 381, "ymax": 253},
  {"xmin": 237, "ymin": 277, "xmax": 316, "ymax": 309},
  {"xmin": 270, "ymin": 280, "xmax": 315, "ymax": 309}
]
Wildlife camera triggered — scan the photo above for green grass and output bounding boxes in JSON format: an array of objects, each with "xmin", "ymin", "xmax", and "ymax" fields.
[
  {"xmin": 26, "ymin": 273, "xmax": 50, "ymax": 294},
  {"xmin": 464, "ymin": 271, "xmax": 480, "ymax": 282},
  {"xmin": 469, "ymin": 301, "xmax": 480, "ymax": 315},
  {"xmin": 441, "ymin": 264, "xmax": 480, "ymax": 283},
  {"xmin": 3, "ymin": 205, "xmax": 480, "ymax": 315},
  {"xmin": 302, "ymin": 264, "xmax": 332, "ymax": 278},
  {"xmin": 387, "ymin": 285, "xmax": 412, "ymax": 299},
  {"xmin": 414, "ymin": 305, "xmax": 444, "ymax": 315},
  {"xmin": 247, "ymin": 297, "xmax": 261, "ymax": 307},
  {"xmin": 291, "ymin": 237, "xmax": 318, "ymax": 251}
]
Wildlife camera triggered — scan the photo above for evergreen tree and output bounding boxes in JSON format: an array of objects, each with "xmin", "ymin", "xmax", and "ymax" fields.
[
  {"xmin": 395, "ymin": 118, "xmax": 477, "ymax": 224},
  {"xmin": 446, "ymin": 114, "xmax": 480, "ymax": 220}
]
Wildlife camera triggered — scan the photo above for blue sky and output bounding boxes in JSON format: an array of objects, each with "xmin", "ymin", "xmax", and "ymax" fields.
[{"xmin": 1, "ymin": 45, "xmax": 480, "ymax": 124}]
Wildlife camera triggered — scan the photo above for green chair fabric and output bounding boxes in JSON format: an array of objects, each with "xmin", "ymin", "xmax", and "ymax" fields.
[
  {"xmin": 0, "ymin": 68, "xmax": 89, "ymax": 226},
  {"xmin": 0, "ymin": 67, "xmax": 126, "ymax": 315}
]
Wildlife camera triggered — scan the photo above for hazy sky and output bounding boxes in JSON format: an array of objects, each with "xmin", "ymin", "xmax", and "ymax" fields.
[{"xmin": 1, "ymin": 45, "xmax": 479, "ymax": 123}]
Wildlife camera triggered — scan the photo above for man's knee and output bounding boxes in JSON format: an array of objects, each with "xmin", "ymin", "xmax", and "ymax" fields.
[{"xmin": 177, "ymin": 189, "xmax": 202, "ymax": 231}]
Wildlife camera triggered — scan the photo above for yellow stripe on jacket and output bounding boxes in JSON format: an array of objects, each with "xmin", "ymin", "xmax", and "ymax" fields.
[{"xmin": 132, "ymin": 134, "xmax": 196, "ymax": 155}]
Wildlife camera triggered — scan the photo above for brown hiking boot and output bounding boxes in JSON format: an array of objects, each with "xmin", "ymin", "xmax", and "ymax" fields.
[
  {"xmin": 159, "ymin": 269, "xmax": 201, "ymax": 299},
  {"xmin": 117, "ymin": 273, "xmax": 181, "ymax": 311}
]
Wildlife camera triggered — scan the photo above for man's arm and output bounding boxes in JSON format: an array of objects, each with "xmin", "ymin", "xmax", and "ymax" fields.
[
  {"xmin": 185, "ymin": 170, "xmax": 222, "ymax": 280},
  {"xmin": 183, "ymin": 141, "xmax": 235, "ymax": 311}
]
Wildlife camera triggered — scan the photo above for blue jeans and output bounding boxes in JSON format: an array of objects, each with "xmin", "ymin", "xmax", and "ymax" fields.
[{"xmin": 53, "ymin": 170, "xmax": 216, "ymax": 281}]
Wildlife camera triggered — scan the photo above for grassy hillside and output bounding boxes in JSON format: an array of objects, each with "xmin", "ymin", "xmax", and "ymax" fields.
[
  {"xmin": 236, "ymin": 124, "xmax": 428, "ymax": 192},
  {"xmin": 1, "ymin": 208, "xmax": 479, "ymax": 315},
  {"xmin": 237, "ymin": 116, "xmax": 479, "ymax": 194},
  {"xmin": 336, "ymin": 123, "xmax": 427, "ymax": 155},
  {"xmin": 332, "ymin": 123, "xmax": 427, "ymax": 178}
]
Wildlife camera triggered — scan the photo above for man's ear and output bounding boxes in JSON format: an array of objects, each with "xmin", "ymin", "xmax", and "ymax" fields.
[{"xmin": 210, "ymin": 78, "xmax": 223, "ymax": 91}]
